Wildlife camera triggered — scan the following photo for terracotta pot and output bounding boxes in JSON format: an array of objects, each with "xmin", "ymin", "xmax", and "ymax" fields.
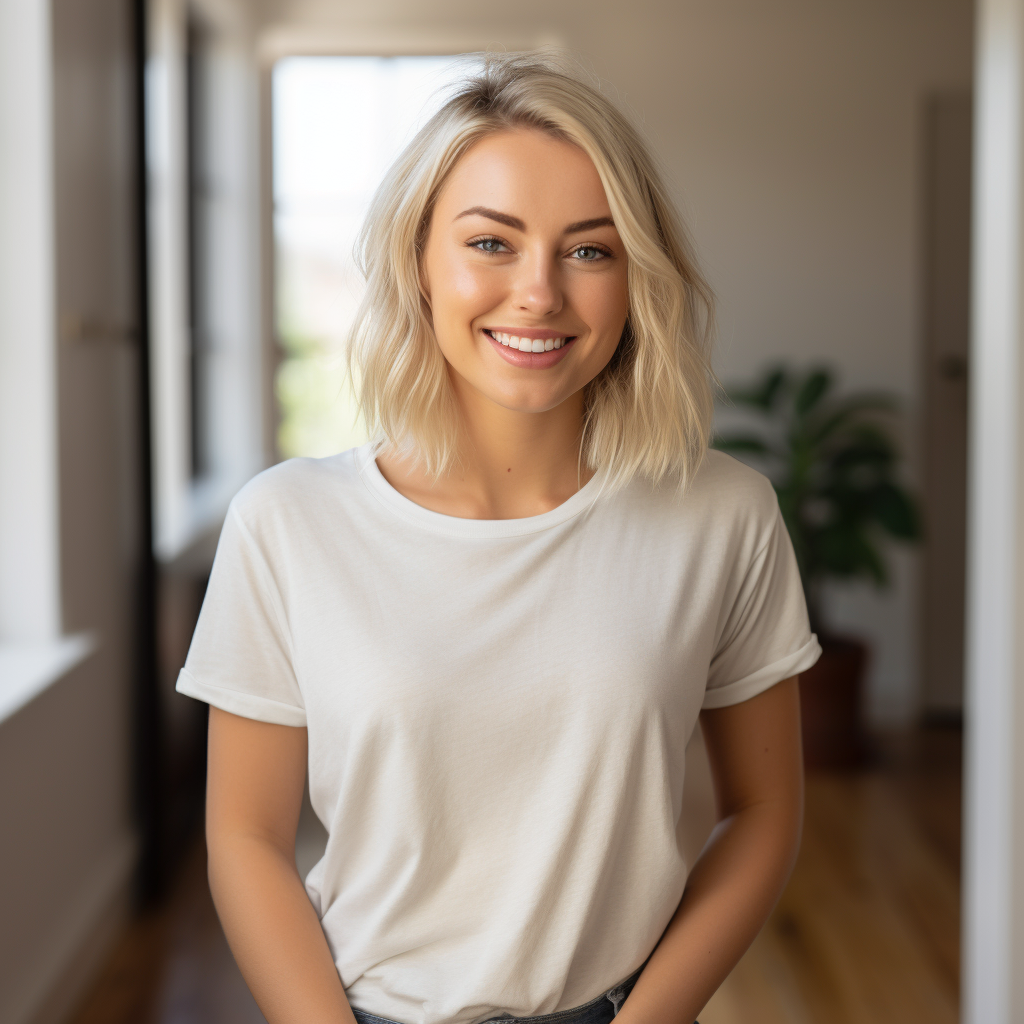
[{"xmin": 798, "ymin": 636, "xmax": 868, "ymax": 769}]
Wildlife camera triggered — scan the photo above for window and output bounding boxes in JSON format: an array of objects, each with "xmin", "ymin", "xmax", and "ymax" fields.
[
  {"xmin": 0, "ymin": 0, "xmax": 93, "ymax": 719},
  {"xmin": 272, "ymin": 56, "xmax": 464, "ymax": 458},
  {"xmin": 147, "ymin": 0, "xmax": 263, "ymax": 560}
]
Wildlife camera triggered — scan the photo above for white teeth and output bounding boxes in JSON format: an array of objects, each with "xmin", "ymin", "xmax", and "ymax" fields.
[{"xmin": 490, "ymin": 331, "xmax": 570, "ymax": 352}]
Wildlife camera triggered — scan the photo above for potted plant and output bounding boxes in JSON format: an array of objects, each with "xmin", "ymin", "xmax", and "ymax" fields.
[{"xmin": 714, "ymin": 365, "xmax": 921, "ymax": 768}]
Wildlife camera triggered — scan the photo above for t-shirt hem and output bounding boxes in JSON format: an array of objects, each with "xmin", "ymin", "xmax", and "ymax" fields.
[
  {"xmin": 701, "ymin": 634, "xmax": 822, "ymax": 710},
  {"xmin": 176, "ymin": 667, "xmax": 307, "ymax": 727}
]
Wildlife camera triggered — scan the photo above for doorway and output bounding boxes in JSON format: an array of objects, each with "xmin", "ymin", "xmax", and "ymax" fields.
[{"xmin": 920, "ymin": 91, "xmax": 972, "ymax": 720}]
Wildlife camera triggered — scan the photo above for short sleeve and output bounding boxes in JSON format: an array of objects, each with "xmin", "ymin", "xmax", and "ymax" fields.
[
  {"xmin": 703, "ymin": 506, "xmax": 821, "ymax": 710},
  {"xmin": 176, "ymin": 503, "xmax": 306, "ymax": 727}
]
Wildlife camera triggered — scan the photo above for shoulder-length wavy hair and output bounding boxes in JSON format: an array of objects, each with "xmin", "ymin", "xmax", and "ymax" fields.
[{"xmin": 349, "ymin": 51, "xmax": 715, "ymax": 491}]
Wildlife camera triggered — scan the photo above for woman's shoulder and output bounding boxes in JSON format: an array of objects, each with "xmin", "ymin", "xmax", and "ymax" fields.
[
  {"xmin": 620, "ymin": 448, "xmax": 779, "ymax": 539},
  {"xmin": 690, "ymin": 448, "xmax": 778, "ymax": 509},
  {"xmin": 634, "ymin": 448, "xmax": 775, "ymax": 509},
  {"xmin": 227, "ymin": 446, "xmax": 368, "ymax": 530}
]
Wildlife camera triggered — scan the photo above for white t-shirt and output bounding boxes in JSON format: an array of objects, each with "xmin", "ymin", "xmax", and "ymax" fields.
[{"xmin": 177, "ymin": 444, "xmax": 819, "ymax": 1024}]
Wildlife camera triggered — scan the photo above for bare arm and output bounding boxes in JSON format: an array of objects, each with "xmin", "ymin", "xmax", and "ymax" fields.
[
  {"xmin": 206, "ymin": 707, "xmax": 356, "ymax": 1024},
  {"xmin": 616, "ymin": 676, "xmax": 804, "ymax": 1024}
]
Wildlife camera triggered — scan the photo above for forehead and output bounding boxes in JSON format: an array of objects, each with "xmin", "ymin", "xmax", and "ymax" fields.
[{"xmin": 435, "ymin": 129, "xmax": 612, "ymax": 224}]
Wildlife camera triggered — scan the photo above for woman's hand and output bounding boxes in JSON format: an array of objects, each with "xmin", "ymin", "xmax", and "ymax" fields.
[
  {"xmin": 615, "ymin": 676, "xmax": 804, "ymax": 1024},
  {"xmin": 206, "ymin": 707, "xmax": 356, "ymax": 1024}
]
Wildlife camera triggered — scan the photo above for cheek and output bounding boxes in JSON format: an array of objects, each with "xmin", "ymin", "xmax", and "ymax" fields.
[
  {"xmin": 431, "ymin": 255, "xmax": 506, "ymax": 326},
  {"xmin": 572, "ymin": 270, "xmax": 629, "ymax": 339}
]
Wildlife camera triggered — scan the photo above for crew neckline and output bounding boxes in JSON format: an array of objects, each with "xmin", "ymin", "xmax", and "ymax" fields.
[{"xmin": 355, "ymin": 443, "xmax": 608, "ymax": 539}]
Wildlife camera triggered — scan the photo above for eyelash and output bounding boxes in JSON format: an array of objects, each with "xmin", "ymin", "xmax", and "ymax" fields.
[{"xmin": 466, "ymin": 235, "xmax": 613, "ymax": 262}]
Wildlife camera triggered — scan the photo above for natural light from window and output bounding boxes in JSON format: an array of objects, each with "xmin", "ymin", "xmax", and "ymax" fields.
[{"xmin": 272, "ymin": 56, "xmax": 465, "ymax": 459}]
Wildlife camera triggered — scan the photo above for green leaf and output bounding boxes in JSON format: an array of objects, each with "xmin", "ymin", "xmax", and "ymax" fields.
[
  {"xmin": 859, "ymin": 534, "xmax": 889, "ymax": 586},
  {"xmin": 795, "ymin": 369, "xmax": 832, "ymax": 416},
  {"xmin": 814, "ymin": 524, "xmax": 888, "ymax": 585},
  {"xmin": 716, "ymin": 361, "xmax": 921, "ymax": 604},
  {"xmin": 759, "ymin": 367, "xmax": 787, "ymax": 410},
  {"xmin": 813, "ymin": 523, "xmax": 864, "ymax": 575},
  {"xmin": 870, "ymin": 483, "xmax": 921, "ymax": 539},
  {"xmin": 827, "ymin": 426, "xmax": 896, "ymax": 471},
  {"xmin": 725, "ymin": 366, "xmax": 788, "ymax": 411},
  {"xmin": 809, "ymin": 394, "xmax": 896, "ymax": 444},
  {"xmin": 713, "ymin": 435, "xmax": 772, "ymax": 455}
]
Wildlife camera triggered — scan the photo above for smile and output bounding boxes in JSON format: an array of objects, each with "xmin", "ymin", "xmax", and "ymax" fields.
[{"xmin": 485, "ymin": 329, "xmax": 574, "ymax": 353}]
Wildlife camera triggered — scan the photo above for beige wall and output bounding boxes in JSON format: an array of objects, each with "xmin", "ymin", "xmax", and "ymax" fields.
[
  {"xmin": 0, "ymin": 2, "xmax": 143, "ymax": 1021},
  {"xmin": 257, "ymin": 0, "xmax": 974, "ymax": 723}
]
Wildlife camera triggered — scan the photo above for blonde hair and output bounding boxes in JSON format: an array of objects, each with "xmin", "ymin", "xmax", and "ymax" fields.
[{"xmin": 349, "ymin": 51, "xmax": 715, "ymax": 491}]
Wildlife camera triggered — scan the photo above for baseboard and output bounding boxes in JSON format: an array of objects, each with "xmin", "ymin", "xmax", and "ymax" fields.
[{"xmin": 2, "ymin": 831, "xmax": 138, "ymax": 1024}]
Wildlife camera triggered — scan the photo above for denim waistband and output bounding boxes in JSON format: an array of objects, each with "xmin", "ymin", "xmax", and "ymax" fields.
[{"xmin": 351, "ymin": 962, "xmax": 645, "ymax": 1024}]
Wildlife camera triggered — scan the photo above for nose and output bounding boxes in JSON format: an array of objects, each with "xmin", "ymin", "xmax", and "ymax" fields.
[{"xmin": 512, "ymin": 249, "xmax": 563, "ymax": 317}]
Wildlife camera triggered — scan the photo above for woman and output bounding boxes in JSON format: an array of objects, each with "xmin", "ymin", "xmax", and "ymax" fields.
[{"xmin": 178, "ymin": 52, "xmax": 819, "ymax": 1024}]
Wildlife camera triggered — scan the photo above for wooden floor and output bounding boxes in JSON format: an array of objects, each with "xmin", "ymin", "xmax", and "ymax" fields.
[
  {"xmin": 67, "ymin": 726, "xmax": 960, "ymax": 1024},
  {"xmin": 704, "ymin": 726, "xmax": 961, "ymax": 1024},
  {"xmin": 66, "ymin": 837, "xmax": 265, "ymax": 1024}
]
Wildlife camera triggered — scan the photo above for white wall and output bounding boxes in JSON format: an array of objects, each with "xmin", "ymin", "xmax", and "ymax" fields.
[
  {"xmin": 964, "ymin": 1, "xmax": 1024, "ymax": 1019},
  {"xmin": 256, "ymin": 0, "xmax": 973, "ymax": 724}
]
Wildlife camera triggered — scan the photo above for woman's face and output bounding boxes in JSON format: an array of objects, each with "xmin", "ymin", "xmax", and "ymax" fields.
[{"xmin": 420, "ymin": 129, "xmax": 630, "ymax": 416}]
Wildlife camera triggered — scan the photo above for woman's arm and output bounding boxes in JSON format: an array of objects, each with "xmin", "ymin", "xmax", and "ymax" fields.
[
  {"xmin": 206, "ymin": 707, "xmax": 356, "ymax": 1024},
  {"xmin": 616, "ymin": 676, "xmax": 804, "ymax": 1024}
]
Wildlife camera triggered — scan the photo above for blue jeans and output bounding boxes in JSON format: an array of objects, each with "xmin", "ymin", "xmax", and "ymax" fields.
[{"xmin": 350, "ymin": 963, "xmax": 699, "ymax": 1024}]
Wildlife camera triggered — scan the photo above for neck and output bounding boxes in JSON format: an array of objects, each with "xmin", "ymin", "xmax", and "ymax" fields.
[
  {"xmin": 460, "ymin": 384, "xmax": 592, "ymax": 511},
  {"xmin": 376, "ymin": 379, "xmax": 594, "ymax": 520}
]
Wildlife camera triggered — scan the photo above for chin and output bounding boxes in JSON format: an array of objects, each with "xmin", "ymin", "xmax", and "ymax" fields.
[{"xmin": 489, "ymin": 386, "xmax": 569, "ymax": 415}]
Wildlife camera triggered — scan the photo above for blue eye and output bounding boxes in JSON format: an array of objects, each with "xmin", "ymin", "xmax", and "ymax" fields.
[
  {"xmin": 572, "ymin": 246, "xmax": 606, "ymax": 261},
  {"xmin": 472, "ymin": 238, "xmax": 508, "ymax": 254}
]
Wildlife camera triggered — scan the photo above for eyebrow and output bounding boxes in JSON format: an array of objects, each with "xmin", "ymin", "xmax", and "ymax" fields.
[
  {"xmin": 455, "ymin": 206, "xmax": 615, "ymax": 235},
  {"xmin": 455, "ymin": 206, "xmax": 525, "ymax": 231},
  {"xmin": 564, "ymin": 216, "xmax": 615, "ymax": 234}
]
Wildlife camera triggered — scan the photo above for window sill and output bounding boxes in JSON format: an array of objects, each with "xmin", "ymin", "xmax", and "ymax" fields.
[{"xmin": 0, "ymin": 633, "xmax": 97, "ymax": 724}]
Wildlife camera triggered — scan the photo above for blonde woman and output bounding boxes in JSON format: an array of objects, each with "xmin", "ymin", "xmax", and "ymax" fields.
[{"xmin": 178, "ymin": 53, "xmax": 820, "ymax": 1024}]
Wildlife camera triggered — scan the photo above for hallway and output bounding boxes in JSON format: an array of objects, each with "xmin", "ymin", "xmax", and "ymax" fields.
[{"xmin": 13, "ymin": 0, "xmax": 1024, "ymax": 1019}]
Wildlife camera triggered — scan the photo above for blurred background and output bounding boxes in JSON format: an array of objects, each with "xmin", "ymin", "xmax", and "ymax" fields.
[{"xmin": 4, "ymin": 0, "xmax": 1024, "ymax": 1021}]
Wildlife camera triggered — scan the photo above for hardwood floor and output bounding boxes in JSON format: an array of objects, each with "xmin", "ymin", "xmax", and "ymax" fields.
[
  {"xmin": 67, "ymin": 837, "xmax": 266, "ymax": 1024},
  {"xmin": 67, "ymin": 727, "xmax": 960, "ymax": 1024},
  {"xmin": 703, "ymin": 726, "xmax": 961, "ymax": 1024}
]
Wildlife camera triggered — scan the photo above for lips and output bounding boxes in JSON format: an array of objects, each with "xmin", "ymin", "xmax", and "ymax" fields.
[
  {"xmin": 484, "ymin": 329, "xmax": 577, "ymax": 368},
  {"xmin": 484, "ymin": 329, "xmax": 575, "ymax": 353}
]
